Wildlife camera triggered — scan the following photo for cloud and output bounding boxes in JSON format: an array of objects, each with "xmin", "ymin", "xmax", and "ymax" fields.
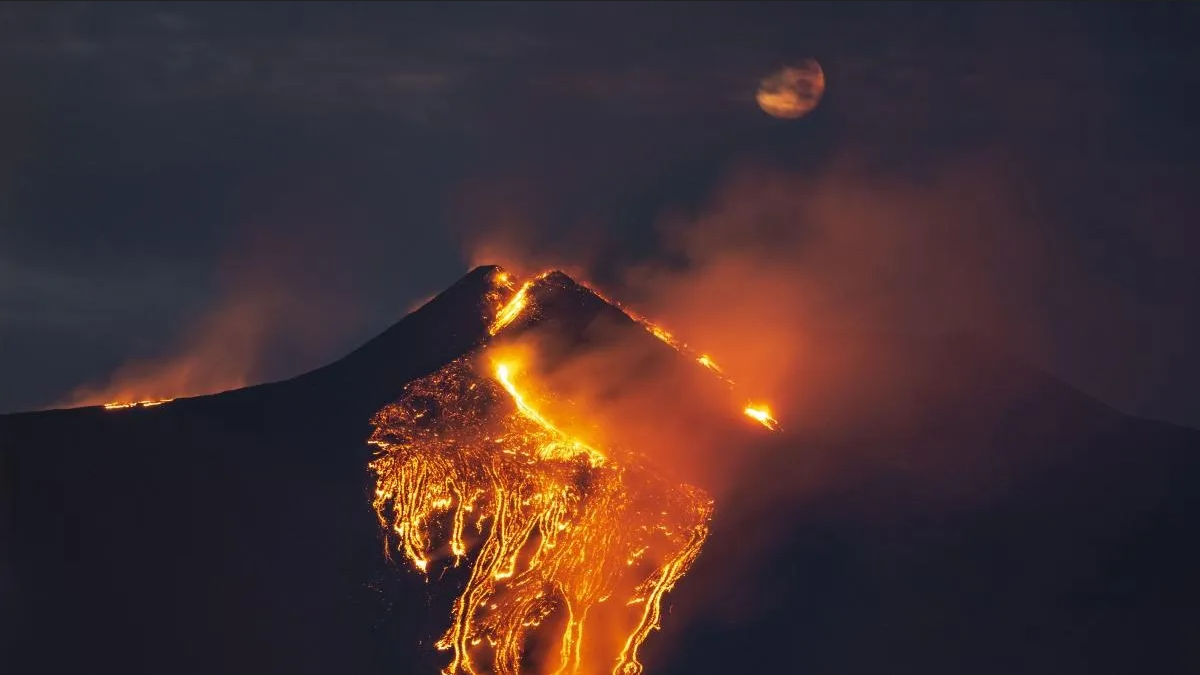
[{"xmin": 0, "ymin": 4, "xmax": 800, "ymax": 122}]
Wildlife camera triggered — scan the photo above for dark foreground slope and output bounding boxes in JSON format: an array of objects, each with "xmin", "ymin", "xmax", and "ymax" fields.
[{"xmin": 3, "ymin": 267, "xmax": 1200, "ymax": 675}]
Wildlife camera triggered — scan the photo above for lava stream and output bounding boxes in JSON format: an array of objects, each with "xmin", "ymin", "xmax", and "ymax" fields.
[
  {"xmin": 369, "ymin": 268, "xmax": 776, "ymax": 675},
  {"xmin": 369, "ymin": 357, "xmax": 712, "ymax": 675}
]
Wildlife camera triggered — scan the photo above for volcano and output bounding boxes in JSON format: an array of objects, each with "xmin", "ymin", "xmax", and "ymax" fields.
[{"xmin": 3, "ymin": 266, "xmax": 1199, "ymax": 675}]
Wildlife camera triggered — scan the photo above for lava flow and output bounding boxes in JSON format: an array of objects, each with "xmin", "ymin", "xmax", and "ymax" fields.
[
  {"xmin": 102, "ymin": 398, "xmax": 175, "ymax": 410},
  {"xmin": 742, "ymin": 404, "xmax": 778, "ymax": 431},
  {"xmin": 369, "ymin": 268, "xmax": 776, "ymax": 675}
]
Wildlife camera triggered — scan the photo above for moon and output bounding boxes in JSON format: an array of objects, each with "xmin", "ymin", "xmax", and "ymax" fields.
[{"xmin": 756, "ymin": 60, "xmax": 825, "ymax": 119}]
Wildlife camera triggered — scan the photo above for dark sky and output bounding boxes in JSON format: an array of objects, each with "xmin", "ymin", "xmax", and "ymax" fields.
[{"xmin": 1, "ymin": 2, "xmax": 1198, "ymax": 426}]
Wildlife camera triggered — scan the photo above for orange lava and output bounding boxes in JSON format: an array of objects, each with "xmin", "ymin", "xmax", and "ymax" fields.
[
  {"xmin": 742, "ymin": 404, "xmax": 779, "ymax": 431},
  {"xmin": 102, "ymin": 398, "xmax": 175, "ymax": 411},
  {"xmin": 370, "ymin": 267, "xmax": 779, "ymax": 675}
]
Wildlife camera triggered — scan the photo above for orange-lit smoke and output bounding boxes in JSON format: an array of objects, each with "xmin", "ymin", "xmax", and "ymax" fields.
[
  {"xmin": 452, "ymin": 161, "xmax": 1077, "ymax": 668},
  {"xmin": 64, "ymin": 287, "xmax": 275, "ymax": 407},
  {"xmin": 617, "ymin": 157, "xmax": 1052, "ymax": 433},
  {"xmin": 457, "ymin": 152, "xmax": 1076, "ymax": 513},
  {"xmin": 62, "ymin": 218, "xmax": 362, "ymax": 409},
  {"xmin": 477, "ymin": 271, "xmax": 779, "ymax": 504}
]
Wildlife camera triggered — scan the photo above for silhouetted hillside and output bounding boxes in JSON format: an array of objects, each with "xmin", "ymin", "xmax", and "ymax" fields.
[{"xmin": 2, "ymin": 266, "xmax": 1198, "ymax": 675}]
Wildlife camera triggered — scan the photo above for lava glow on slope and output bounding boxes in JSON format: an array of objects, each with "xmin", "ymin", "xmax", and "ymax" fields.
[
  {"xmin": 102, "ymin": 398, "xmax": 175, "ymax": 410},
  {"xmin": 742, "ymin": 404, "xmax": 779, "ymax": 431},
  {"xmin": 368, "ymin": 268, "xmax": 777, "ymax": 675}
]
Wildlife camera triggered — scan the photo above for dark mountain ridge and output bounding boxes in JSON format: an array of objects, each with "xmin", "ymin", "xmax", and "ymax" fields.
[{"xmin": 2, "ymin": 266, "xmax": 1198, "ymax": 675}]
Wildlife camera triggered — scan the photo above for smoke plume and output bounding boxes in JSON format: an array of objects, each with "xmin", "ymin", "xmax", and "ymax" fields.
[
  {"xmin": 464, "ymin": 150, "xmax": 1053, "ymax": 454},
  {"xmin": 62, "ymin": 215, "xmax": 360, "ymax": 408},
  {"xmin": 456, "ymin": 150, "xmax": 1113, "ymax": 653}
]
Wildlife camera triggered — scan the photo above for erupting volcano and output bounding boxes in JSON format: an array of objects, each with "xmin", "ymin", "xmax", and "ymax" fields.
[
  {"xmin": 368, "ymin": 269, "xmax": 775, "ymax": 675},
  {"xmin": 5, "ymin": 264, "xmax": 1200, "ymax": 675}
]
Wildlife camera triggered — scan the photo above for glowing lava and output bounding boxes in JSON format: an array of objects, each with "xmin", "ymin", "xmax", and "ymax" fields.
[
  {"xmin": 102, "ymin": 398, "xmax": 175, "ymax": 410},
  {"xmin": 695, "ymin": 354, "xmax": 725, "ymax": 377},
  {"xmin": 490, "ymin": 271, "xmax": 552, "ymax": 336},
  {"xmin": 369, "ymin": 268, "xmax": 777, "ymax": 675},
  {"xmin": 490, "ymin": 282, "xmax": 532, "ymax": 335},
  {"xmin": 742, "ymin": 404, "xmax": 778, "ymax": 431},
  {"xmin": 495, "ymin": 361, "xmax": 606, "ymax": 467},
  {"xmin": 369, "ymin": 357, "xmax": 712, "ymax": 675}
]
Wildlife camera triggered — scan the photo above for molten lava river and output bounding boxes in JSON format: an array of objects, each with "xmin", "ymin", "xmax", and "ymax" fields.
[{"xmin": 368, "ymin": 270, "xmax": 775, "ymax": 675}]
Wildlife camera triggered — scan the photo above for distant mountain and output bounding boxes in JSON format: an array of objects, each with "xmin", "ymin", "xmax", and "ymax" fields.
[{"xmin": 2, "ymin": 266, "xmax": 1197, "ymax": 675}]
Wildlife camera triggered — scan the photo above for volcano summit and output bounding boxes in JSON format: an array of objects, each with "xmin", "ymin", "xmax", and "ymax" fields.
[{"xmin": 3, "ymin": 266, "xmax": 1199, "ymax": 675}]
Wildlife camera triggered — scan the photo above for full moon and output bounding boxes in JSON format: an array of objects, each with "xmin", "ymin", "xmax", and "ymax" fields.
[{"xmin": 756, "ymin": 59, "xmax": 825, "ymax": 119}]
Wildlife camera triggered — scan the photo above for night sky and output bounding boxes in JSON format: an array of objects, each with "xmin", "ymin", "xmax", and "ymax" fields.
[{"xmin": 2, "ymin": 2, "xmax": 1198, "ymax": 427}]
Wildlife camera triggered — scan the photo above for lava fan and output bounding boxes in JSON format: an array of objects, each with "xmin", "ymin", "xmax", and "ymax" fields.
[{"xmin": 367, "ymin": 268, "xmax": 776, "ymax": 675}]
